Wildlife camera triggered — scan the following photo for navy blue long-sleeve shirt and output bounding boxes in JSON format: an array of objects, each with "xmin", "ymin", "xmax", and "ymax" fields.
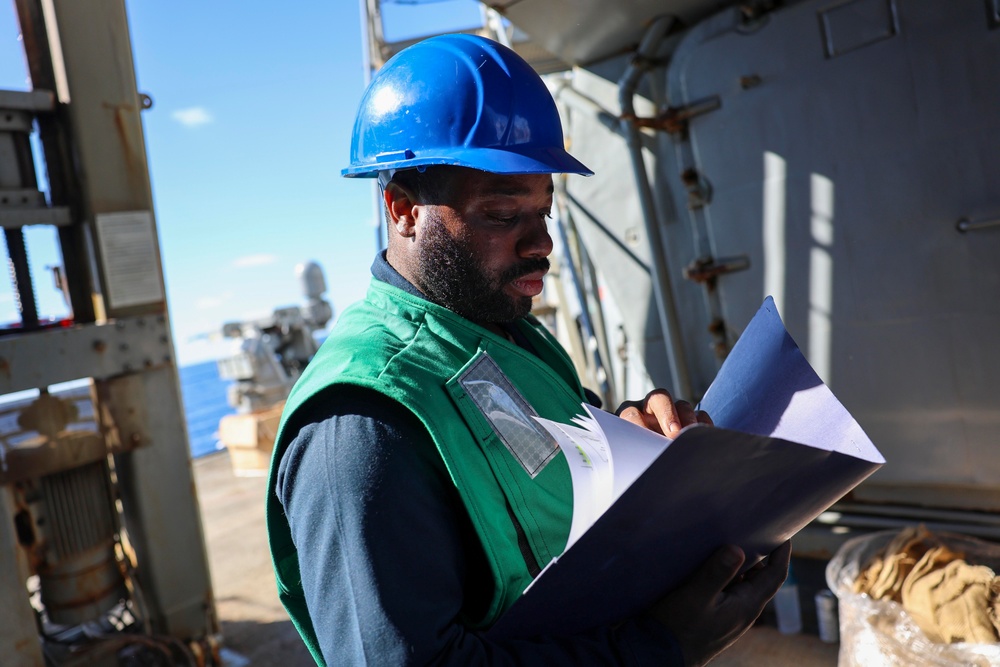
[{"xmin": 274, "ymin": 254, "xmax": 685, "ymax": 665}]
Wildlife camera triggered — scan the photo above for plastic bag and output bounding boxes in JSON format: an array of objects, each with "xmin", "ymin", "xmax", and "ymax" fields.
[{"xmin": 826, "ymin": 529, "xmax": 1000, "ymax": 667}]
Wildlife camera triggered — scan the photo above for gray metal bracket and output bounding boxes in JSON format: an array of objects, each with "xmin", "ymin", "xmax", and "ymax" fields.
[{"xmin": 0, "ymin": 316, "xmax": 173, "ymax": 394}]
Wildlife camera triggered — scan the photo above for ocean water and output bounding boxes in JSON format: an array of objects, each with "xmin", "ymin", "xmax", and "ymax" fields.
[
  {"xmin": 179, "ymin": 360, "xmax": 236, "ymax": 459},
  {"xmin": 0, "ymin": 361, "xmax": 232, "ymax": 460}
]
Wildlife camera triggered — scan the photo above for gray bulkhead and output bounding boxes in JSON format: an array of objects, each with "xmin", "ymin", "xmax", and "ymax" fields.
[{"xmin": 523, "ymin": 0, "xmax": 1000, "ymax": 511}]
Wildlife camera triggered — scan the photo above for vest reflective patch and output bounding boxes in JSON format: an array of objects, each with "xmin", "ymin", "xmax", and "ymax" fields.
[{"xmin": 458, "ymin": 352, "xmax": 559, "ymax": 478}]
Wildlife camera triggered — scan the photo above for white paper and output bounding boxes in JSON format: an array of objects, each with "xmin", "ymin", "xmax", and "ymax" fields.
[
  {"xmin": 584, "ymin": 404, "xmax": 674, "ymax": 497},
  {"xmin": 95, "ymin": 210, "xmax": 165, "ymax": 309},
  {"xmin": 489, "ymin": 296, "xmax": 885, "ymax": 641},
  {"xmin": 533, "ymin": 416, "xmax": 613, "ymax": 548},
  {"xmin": 536, "ymin": 404, "xmax": 677, "ymax": 548}
]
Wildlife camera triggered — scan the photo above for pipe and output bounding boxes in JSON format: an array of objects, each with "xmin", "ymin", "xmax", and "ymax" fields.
[
  {"xmin": 576, "ymin": 219, "xmax": 618, "ymax": 408},
  {"xmin": 552, "ymin": 82, "xmax": 621, "ymax": 133},
  {"xmin": 553, "ymin": 181, "xmax": 614, "ymax": 405},
  {"xmin": 617, "ymin": 15, "xmax": 692, "ymax": 399},
  {"xmin": 359, "ymin": 0, "xmax": 386, "ymax": 253}
]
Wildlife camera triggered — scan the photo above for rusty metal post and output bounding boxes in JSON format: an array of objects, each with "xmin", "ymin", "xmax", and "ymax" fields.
[
  {"xmin": 14, "ymin": 0, "xmax": 96, "ymax": 323},
  {"xmin": 11, "ymin": 0, "xmax": 218, "ymax": 642},
  {"xmin": 0, "ymin": 486, "xmax": 45, "ymax": 665},
  {"xmin": 0, "ymin": 86, "xmax": 43, "ymax": 329}
]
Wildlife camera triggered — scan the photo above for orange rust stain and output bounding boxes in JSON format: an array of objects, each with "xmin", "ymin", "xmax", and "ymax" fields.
[{"xmin": 102, "ymin": 101, "xmax": 147, "ymax": 199}]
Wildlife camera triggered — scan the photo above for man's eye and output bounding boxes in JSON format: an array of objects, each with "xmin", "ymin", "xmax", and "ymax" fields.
[{"xmin": 488, "ymin": 214, "xmax": 519, "ymax": 225}]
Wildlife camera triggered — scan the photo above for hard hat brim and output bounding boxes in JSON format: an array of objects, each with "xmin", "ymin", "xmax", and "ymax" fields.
[{"xmin": 341, "ymin": 145, "xmax": 593, "ymax": 178}]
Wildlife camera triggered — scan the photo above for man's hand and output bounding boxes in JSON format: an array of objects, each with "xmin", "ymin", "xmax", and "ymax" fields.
[
  {"xmin": 649, "ymin": 541, "xmax": 792, "ymax": 667},
  {"xmin": 615, "ymin": 389, "xmax": 713, "ymax": 437}
]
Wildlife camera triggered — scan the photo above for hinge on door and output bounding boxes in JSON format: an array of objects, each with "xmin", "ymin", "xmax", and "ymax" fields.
[
  {"xmin": 624, "ymin": 96, "xmax": 721, "ymax": 135},
  {"xmin": 683, "ymin": 255, "xmax": 751, "ymax": 287},
  {"xmin": 681, "ymin": 168, "xmax": 712, "ymax": 209}
]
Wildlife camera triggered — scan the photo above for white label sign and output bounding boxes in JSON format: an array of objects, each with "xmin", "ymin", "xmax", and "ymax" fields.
[{"xmin": 95, "ymin": 210, "xmax": 165, "ymax": 309}]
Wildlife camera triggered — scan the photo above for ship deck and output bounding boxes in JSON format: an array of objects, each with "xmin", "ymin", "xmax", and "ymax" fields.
[{"xmin": 194, "ymin": 450, "xmax": 839, "ymax": 666}]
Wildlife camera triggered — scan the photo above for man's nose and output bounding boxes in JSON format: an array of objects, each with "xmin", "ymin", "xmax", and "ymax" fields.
[{"xmin": 518, "ymin": 216, "xmax": 554, "ymax": 258}]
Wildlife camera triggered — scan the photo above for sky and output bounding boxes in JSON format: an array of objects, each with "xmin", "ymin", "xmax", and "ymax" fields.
[{"xmin": 0, "ymin": 0, "xmax": 483, "ymax": 366}]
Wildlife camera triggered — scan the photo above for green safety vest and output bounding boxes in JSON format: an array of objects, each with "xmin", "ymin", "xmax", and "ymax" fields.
[{"xmin": 265, "ymin": 277, "xmax": 590, "ymax": 664}]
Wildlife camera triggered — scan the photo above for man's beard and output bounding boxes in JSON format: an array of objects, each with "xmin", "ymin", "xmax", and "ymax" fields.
[{"xmin": 417, "ymin": 218, "xmax": 549, "ymax": 324}]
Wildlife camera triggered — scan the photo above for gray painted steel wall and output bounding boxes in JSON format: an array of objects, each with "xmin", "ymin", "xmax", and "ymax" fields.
[{"xmin": 556, "ymin": 0, "xmax": 1000, "ymax": 509}]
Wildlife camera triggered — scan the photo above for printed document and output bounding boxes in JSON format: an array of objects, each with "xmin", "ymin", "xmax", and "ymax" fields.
[{"xmin": 489, "ymin": 297, "xmax": 884, "ymax": 640}]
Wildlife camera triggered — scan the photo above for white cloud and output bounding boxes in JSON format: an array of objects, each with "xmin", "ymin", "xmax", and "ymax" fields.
[
  {"xmin": 232, "ymin": 253, "xmax": 277, "ymax": 268},
  {"xmin": 239, "ymin": 307, "xmax": 279, "ymax": 321},
  {"xmin": 195, "ymin": 296, "xmax": 224, "ymax": 310},
  {"xmin": 175, "ymin": 336, "xmax": 234, "ymax": 368},
  {"xmin": 195, "ymin": 291, "xmax": 233, "ymax": 310},
  {"xmin": 172, "ymin": 107, "xmax": 213, "ymax": 127}
]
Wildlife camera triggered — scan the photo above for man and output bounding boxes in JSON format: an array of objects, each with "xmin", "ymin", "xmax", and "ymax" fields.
[{"xmin": 266, "ymin": 34, "xmax": 790, "ymax": 666}]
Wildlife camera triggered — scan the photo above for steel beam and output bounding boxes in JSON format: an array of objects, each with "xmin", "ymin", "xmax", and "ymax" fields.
[
  {"xmin": 0, "ymin": 316, "xmax": 173, "ymax": 394},
  {"xmin": 18, "ymin": 0, "xmax": 218, "ymax": 642},
  {"xmin": 0, "ymin": 488, "xmax": 45, "ymax": 666}
]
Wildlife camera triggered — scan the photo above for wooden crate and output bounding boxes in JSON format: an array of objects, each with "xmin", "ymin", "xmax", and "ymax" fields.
[{"xmin": 219, "ymin": 401, "xmax": 285, "ymax": 476}]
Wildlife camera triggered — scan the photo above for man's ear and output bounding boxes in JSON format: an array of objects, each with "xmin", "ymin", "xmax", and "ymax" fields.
[{"xmin": 385, "ymin": 183, "xmax": 418, "ymax": 239}]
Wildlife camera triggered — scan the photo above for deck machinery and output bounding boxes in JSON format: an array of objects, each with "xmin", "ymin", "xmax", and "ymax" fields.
[{"xmin": 0, "ymin": 1, "xmax": 216, "ymax": 665}]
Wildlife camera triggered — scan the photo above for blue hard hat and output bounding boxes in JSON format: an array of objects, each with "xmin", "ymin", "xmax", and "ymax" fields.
[{"xmin": 342, "ymin": 34, "xmax": 592, "ymax": 178}]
